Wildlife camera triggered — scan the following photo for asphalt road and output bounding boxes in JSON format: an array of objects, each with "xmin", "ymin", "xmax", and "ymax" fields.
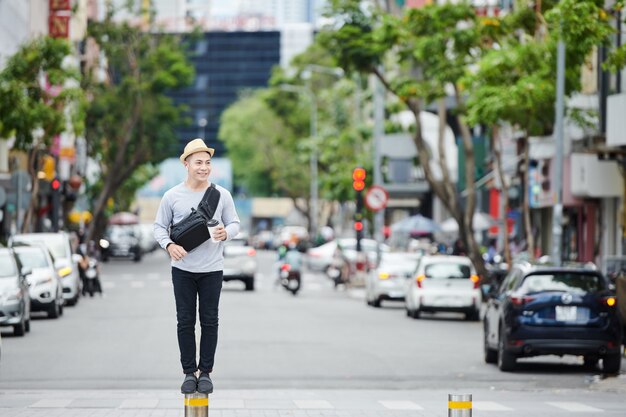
[
  {"xmin": 0, "ymin": 249, "xmax": 622, "ymax": 391},
  {"xmin": 0, "ymin": 248, "xmax": 624, "ymax": 416}
]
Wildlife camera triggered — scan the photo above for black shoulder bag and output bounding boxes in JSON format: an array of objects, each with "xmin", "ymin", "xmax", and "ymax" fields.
[{"xmin": 169, "ymin": 184, "xmax": 221, "ymax": 252}]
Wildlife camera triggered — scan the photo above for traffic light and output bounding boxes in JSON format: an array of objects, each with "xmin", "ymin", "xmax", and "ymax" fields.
[
  {"xmin": 352, "ymin": 167, "xmax": 366, "ymax": 191},
  {"xmin": 50, "ymin": 178, "xmax": 61, "ymax": 232},
  {"xmin": 354, "ymin": 221, "xmax": 363, "ymax": 232},
  {"xmin": 51, "ymin": 178, "xmax": 61, "ymax": 191}
]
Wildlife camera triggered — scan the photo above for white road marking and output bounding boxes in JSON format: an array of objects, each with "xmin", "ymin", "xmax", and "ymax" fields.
[
  {"xmin": 29, "ymin": 399, "xmax": 72, "ymax": 408},
  {"xmin": 130, "ymin": 281, "xmax": 145, "ymax": 289},
  {"xmin": 473, "ymin": 401, "xmax": 513, "ymax": 411},
  {"xmin": 547, "ymin": 402, "xmax": 604, "ymax": 412},
  {"xmin": 378, "ymin": 400, "xmax": 423, "ymax": 410},
  {"xmin": 102, "ymin": 282, "xmax": 116, "ymax": 289},
  {"xmin": 119, "ymin": 398, "xmax": 158, "ymax": 409},
  {"xmin": 293, "ymin": 400, "xmax": 334, "ymax": 409}
]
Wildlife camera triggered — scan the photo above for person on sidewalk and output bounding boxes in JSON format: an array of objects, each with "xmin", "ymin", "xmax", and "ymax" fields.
[{"xmin": 153, "ymin": 138, "xmax": 241, "ymax": 394}]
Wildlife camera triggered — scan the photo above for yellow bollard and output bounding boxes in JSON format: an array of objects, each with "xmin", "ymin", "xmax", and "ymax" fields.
[
  {"xmin": 184, "ymin": 392, "xmax": 209, "ymax": 417},
  {"xmin": 448, "ymin": 394, "xmax": 472, "ymax": 417}
]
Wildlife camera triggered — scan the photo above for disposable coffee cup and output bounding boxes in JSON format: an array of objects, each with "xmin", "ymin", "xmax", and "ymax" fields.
[{"xmin": 207, "ymin": 219, "xmax": 221, "ymax": 242}]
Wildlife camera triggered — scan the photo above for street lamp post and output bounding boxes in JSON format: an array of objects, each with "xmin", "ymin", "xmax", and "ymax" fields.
[
  {"xmin": 281, "ymin": 65, "xmax": 343, "ymax": 238},
  {"xmin": 198, "ymin": 117, "xmax": 207, "ymax": 139}
]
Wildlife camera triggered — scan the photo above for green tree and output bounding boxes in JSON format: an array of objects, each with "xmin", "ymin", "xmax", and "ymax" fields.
[
  {"xmin": 0, "ymin": 36, "xmax": 84, "ymax": 232},
  {"xmin": 82, "ymin": 3, "xmax": 194, "ymax": 241},
  {"xmin": 465, "ymin": 0, "xmax": 616, "ymax": 259},
  {"xmin": 319, "ymin": 0, "xmax": 494, "ymax": 276}
]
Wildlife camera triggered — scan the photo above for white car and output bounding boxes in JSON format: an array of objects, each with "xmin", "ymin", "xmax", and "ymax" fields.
[
  {"xmin": 10, "ymin": 233, "xmax": 81, "ymax": 306},
  {"xmin": 13, "ymin": 245, "xmax": 64, "ymax": 318},
  {"xmin": 365, "ymin": 252, "xmax": 421, "ymax": 307},
  {"xmin": 306, "ymin": 238, "xmax": 389, "ymax": 273},
  {"xmin": 404, "ymin": 255, "xmax": 481, "ymax": 320},
  {"xmin": 223, "ymin": 235, "xmax": 256, "ymax": 291}
]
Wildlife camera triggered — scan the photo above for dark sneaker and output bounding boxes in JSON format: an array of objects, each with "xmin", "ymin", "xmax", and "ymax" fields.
[
  {"xmin": 181, "ymin": 373, "xmax": 197, "ymax": 394},
  {"xmin": 197, "ymin": 372, "xmax": 213, "ymax": 394}
]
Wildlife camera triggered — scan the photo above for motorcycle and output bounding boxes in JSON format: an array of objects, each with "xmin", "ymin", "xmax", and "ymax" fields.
[
  {"xmin": 82, "ymin": 257, "xmax": 102, "ymax": 297},
  {"xmin": 279, "ymin": 263, "xmax": 301, "ymax": 295}
]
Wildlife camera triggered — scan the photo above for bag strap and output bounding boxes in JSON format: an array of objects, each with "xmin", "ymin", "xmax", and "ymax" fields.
[{"xmin": 199, "ymin": 183, "xmax": 220, "ymax": 219}]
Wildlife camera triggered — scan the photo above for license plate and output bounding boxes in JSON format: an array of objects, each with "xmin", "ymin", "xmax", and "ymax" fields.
[{"xmin": 555, "ymin": 306, "xmax": 589, "ymax": 322}]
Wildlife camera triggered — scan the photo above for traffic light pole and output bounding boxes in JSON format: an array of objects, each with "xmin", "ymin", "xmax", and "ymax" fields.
[
  {"xmin": 355, "ymin": 190, "xmax": 363, "ymax": 252},
  {"xmin": 551, "ymin": 37, "xmax": 565, "ymax": 266}
]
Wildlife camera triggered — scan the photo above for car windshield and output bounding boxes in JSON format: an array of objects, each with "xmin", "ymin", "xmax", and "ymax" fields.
[
  {"xmin": 13, "ymin": 236, "xmax": 68, "ymax": 260},
  {"xmin": 425, "ymin": 263, "xmax": 471, "ymax": 279},
  {"xmin": 520, "ymin": 272, "xmax": 605, "ymax": 294},
  {"xmin": 379, "ymin": 254, "xmax": 418, "ymax": 273},
  {"xmin": 108, "ymin": 227, "xmax": 137, "ymax": 239},
  {"xmin": 14, "ymin": 249, "xmax": 49, "ymax": 269},
  {"xmin": 0, "ymin": 252, "xmax": 17, "ymax": 277}
]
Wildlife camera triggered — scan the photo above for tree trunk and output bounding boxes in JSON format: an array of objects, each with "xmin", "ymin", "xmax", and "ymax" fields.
[
  {"xmin": 21, "ymin": 148, "xmax": 41, "ymax": 233},
  {"xmin": 521, "ymin": 137, "xmax": 535, "ymax": 260},
  {"xmin": 492, "ymin": 126, "xmax": 512, "ymax": 266}
]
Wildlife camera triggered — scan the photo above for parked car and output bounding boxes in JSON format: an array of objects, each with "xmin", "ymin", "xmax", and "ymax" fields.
[
  {"xmin": 101, "ymin": 225, "xmax": 142, "ymax": 262},
  {"xmin": 12, "ymin": 245, "xmax": 64, "ymax": 319},
  {"xmin": 306, "ymin": 238, "xmax": 389, "ymax": 273},
  {"xmin": 405, "ymin": 255, "xmax": 481, "ymax": 320},
  {"xmin": 365, "ymin": 252, "xmax": 422, "ymax": 307},
  {"xmin": 10, "ymin": 232, "xmax": 81, "ymax": 306},
  {"xmin": 483, "ymin": 262, "xmax": 622, "ymax": 373},
  {"xmin": 0, "ymin": 248, "xmax": 31, "ymax": 336},
  {"xmin": 223, "ymin": 234, "xmax": 256, "ymax": 291},
  {"xmin": 138, "ymin": 223, "xmax": 159, "ymax": 254}
]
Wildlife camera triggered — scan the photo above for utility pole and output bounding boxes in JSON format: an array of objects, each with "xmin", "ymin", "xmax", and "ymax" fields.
[
  {"xmin": 373, "ymin": 69, "xmax": 385, "ymax": 244},
  {"xmin": 551, "ymin": 37, "xmax": 565, "ymax": 266}
]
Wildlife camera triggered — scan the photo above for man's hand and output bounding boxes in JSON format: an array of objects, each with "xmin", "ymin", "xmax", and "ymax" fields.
[
  {"xmin": 167, "ymin": 243, "xmax": 188, "ymax": 261},
  {"xmin": 212, "ymin": 225, "xmax": 228, "ymax": 241}
]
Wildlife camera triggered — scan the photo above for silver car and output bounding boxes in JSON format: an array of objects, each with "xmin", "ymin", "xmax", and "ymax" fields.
[
  {"xmin": 404, "ymin": 255, "xmax": 481, "ymax": 320},
  {"xmin": 365, "ymin": 252, "xmax": 421, "ymax": 307},
  {"xmin": 223, "ymin": 235, "xmax": 256, "ymax": 291},
  {"xmin": 0, "ymin": 248, "xmax": 31, "ymax": 336},
  {"xmin": 10, "ymin": 233, "xmax": 81, "ymax": 305},
  {"xmin": 13, "ymin": 245, "xmax": 64, "ymax": 319}
]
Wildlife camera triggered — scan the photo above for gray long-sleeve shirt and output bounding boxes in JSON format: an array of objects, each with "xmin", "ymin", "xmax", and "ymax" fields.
[{"xmin": 153, "ymin": 182, "xmax": 241, "ymax": 273}]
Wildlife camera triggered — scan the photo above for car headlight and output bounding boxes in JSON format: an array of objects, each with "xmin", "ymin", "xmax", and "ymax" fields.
[
  {"xmin": 5, "ymin": 288, "xmax": 22, "ymax": 301},
  {"xmin": 58, "ymin": 267, "xmax": 73, "ymax": 277}
]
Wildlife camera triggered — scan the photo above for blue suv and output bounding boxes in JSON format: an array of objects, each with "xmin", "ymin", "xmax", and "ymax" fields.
[{"xmin": 483, "ymin": 262, "xmax": 622, "ymax": 373}]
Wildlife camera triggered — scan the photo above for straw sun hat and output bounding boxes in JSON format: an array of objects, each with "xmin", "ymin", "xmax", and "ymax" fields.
[{"xmin": 179, "ymin": 138, "xmax": 215, "ymax": 163}]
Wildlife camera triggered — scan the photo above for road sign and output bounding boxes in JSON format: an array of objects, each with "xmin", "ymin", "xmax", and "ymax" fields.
[{"xmin": 365, "ymin": 185, "xmax": 388, "ymax": 212}]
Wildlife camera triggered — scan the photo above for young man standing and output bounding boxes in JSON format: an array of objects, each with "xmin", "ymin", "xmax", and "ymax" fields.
[{"xmin": 154, "ymin": 138, "xmax": 240, "ymax": 394}]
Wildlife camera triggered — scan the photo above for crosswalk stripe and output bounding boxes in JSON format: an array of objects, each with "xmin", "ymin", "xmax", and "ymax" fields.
[
  {"xmin": 119, "ymin": 399, "xmax": 159, "ymax": 409},
  {"xmin": 547, "ymin": 402, "xmax": 604, "ymax": 412},
  {"xmin": 293, "ymin": 400, "xmax": 334, "ymax": 409},
  {"xmin": 378, "ymin": 400, "xmax": 423, "ymax": 410},
  {"xmin": 102, "ymin": 282, "xmax": 116, "ymax": 289},
  {"xmin": 147, "ymin": 273, "xmax": 160, "ymax": 280},
  {"xmin": 160, "ymin": 281, "xmax": 171, "ymax": 288},
  {"xmin": 130, "ymin": 281, "xmax": 145, "ymax": 288},
  {"xmin": 474, "ymin": 401, "xmax": 513, "ymax": 411},
  {"xmin": 29, "ymin": 399, "xmax": 72, "ymax": 408}
]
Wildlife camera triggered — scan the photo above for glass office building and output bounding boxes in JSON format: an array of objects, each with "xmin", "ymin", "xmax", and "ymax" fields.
[{"xmin": 170, "ymin": 31, "xmax": 281, "ymax": 157}]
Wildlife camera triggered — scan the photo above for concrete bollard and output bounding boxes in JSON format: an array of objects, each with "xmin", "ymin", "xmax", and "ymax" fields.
[
  {"xmin": 448, "ymin": 394, "xmax": 472, "ymax": 417},
  {"xmin": 184, "ymin": 392, "xmax": 209, "ymax": 417}
]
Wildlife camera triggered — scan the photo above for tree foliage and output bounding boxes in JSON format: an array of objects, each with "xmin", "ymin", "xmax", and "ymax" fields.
[
  {"xmin": 0, "ymin": 36, "xmax": 84, "ymax": 232},
  {"xmin": 83, "ymin": 3, "xmax": 194, "ymax": 240}
]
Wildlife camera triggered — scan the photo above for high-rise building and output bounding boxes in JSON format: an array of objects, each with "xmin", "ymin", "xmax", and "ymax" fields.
[{"xmin": 169, "ymin": 31, "xmax": 281, "ymax": 157}]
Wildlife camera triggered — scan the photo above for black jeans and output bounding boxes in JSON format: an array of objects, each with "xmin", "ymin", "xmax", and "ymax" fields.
[{"xmin": 171, "ymin": 267, "xmax": 223, "ymax": 374}]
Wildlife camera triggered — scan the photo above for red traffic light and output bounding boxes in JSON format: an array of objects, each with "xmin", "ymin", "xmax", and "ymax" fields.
[
  {"xmin": 352, "ymin": 167, "xmax": 366, "ymax": 181},
  {"xmin": 353, "ymin": 180, "xmax": 365, "ymax": 191},
  {"xmin": 354, "ymin": 221, "xmax": 363, "ymax": 232},
  {"xmin": 51, "ymin": 179, "xmax": 61, "ymax": 190}
]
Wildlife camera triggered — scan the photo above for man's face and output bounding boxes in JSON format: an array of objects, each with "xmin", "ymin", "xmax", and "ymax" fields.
[{"xmin": 185, "ymin": 152, "xmax": 212, "ymax": 181}]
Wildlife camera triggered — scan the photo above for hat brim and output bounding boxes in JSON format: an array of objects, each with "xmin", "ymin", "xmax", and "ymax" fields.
[{"xmin": 180, "ymin": 147, "xmax": 215, "ymax": 162}]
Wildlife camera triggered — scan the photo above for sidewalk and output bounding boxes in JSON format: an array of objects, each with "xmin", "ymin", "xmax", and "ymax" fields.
[{"xmin": 0, "ymin": 387, "xmax": 624, "ymax": 417}]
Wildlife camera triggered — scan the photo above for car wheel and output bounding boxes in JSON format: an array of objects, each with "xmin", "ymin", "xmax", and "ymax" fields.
[
  {"xmin": 583, "ymin": 355, "xmax": 599, "ymax": 369},
  {"xmin": 48, "ymin": 301, "xmax": 60, "ymax": 319},
  {"xmin": 372, "ymin": 298, "xmax": 381, "ymax": 308},
  {"xmin": 25, "ymin": 319, "xmax": 30, "ymax": 333},
  {"xmin": 244, "ymin": 278, "xmax": 255, "ymax": 291},
  {"xmin": 602, "ymin": 353, "xmax": 622, "ymax": 374},
  {"xmin": 497, "ymin": 324, "xmax": 516, "ymax": 372},
  {"xmin": 466, "ymin": 309, "xmax": 480, "ymax": 321},
  {"xmin": 13, "ymin": 318, "xmax": 26, "ymax": 337},
  {"xmin": 411, "ymin": 309, "xmax": 421, "ymax": 319},
  {"xmin": 484, "ymin": 322, "xmax": 497, "ymax": 364}
]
